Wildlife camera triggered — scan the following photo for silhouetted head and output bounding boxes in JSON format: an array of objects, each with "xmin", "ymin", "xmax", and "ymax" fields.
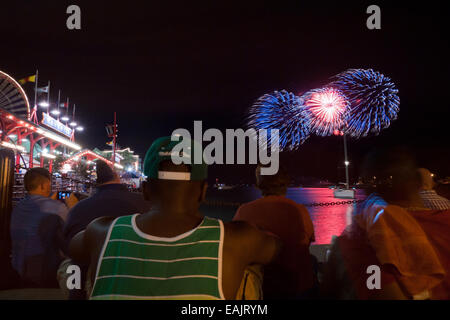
[
  {"xmin": 361, "ymin": 146, "xmax": 422, "ymax": 206},
  {"xmin": 24, "ymin": 167, "xmax": 52, "ymax": 197},
  {"xmin": 417, "ymin": 168, "xmax": 435, "ymax": 191},
  {"xmin": 143, "ymin": 160, "xmax": 207, "ymax": 215},
  {"xmin": 96, "ymin": 160, "xmax": 120, "ymax": 185},
  {"xmin": 142, "ymin": 136, "xmax": 208, "ymax": 216},
  {"xmin": 256, "ymin": 163, "xmax": 290, "ymax": 196}
]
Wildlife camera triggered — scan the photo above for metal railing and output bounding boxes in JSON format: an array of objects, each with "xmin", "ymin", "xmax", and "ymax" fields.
[{"xmin": 204, "ymin": 199, "xmax": 364, "ymax": 208}]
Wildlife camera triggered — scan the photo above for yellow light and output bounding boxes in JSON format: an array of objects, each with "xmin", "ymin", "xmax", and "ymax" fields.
[
  {"xmin": 114, "ymin": 163, "xmax": 124, "ymax": 169},
  {"xmin": 1, "ymin": 141, "xmax": 25, "ymax": 152},
  {"xmin": 41, "ymin": 130, "xmax": 81, "ymax": 150},
  {"xmin": 41, "ymin": 153, "xmax": 56, "ymax": 159}
]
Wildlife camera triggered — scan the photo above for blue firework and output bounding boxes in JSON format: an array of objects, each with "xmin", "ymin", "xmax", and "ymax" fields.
[
  {"xmin": 330, "ymin": 68, "xmax": 400, "ymax": 138},
  {"xmin": 247, "ymin": 90, "xmax": 311, "ymax": 151}
]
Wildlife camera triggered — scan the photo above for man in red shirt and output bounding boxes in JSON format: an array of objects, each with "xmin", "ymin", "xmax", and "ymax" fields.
[{"xmin": 233, "ymin": 165, "xmax": 316, "ymax": 299}]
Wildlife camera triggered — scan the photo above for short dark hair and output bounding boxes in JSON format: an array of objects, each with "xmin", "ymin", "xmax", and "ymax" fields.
[
  {"xmin": 96, "ymin": 160, "xmax": 116, "ymax": 185},
  {"xmin": 24, "ymin": 168, "xmax": 51, "ymax": 192},
  {"xmin": 361, "ymin": 146, "xmax": 420, "ymax": 201},
  {"xmin": 143, "ymin": 160, "xmax": 205, "ymax": 207},
  {"xmin": 256, "ymin": 164, "xmax": 290, "ymax": 196}
]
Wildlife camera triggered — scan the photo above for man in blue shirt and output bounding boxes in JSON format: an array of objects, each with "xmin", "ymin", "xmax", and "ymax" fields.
[
  {"xmin": 63, "ymin": 161, "xmax": 151, "ymax": 246},
  {"xmin": 10, "ymin": 168, "xmax": 71, "ymax": 288},
  {"xmin": 62, "ymin": 161, "xmax": 150, "ymax": 299}
]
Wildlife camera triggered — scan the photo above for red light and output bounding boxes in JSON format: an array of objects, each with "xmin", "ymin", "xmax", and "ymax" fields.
[
  {"xmin": 306, "ymin": 89, "xmax": 347, "ymax": 124},
  {"xmin": 305, "ymin": 88, "xmax": 349, "ymax": 136}
]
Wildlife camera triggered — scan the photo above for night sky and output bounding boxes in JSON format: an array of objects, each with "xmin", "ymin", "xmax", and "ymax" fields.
[{"xmin": 1, "ymin": 1, "xmax": 449, "ymax": 184}]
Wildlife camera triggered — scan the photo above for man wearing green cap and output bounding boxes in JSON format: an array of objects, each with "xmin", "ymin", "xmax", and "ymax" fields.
[{"xmin": 69, "ymin": 136, "xmax": 280, "ymax": 300}]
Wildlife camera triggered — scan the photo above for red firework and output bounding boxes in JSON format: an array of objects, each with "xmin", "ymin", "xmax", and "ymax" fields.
[{"xmin": 303, "ymin": 87, "xmax": 349, "ymax": 136}]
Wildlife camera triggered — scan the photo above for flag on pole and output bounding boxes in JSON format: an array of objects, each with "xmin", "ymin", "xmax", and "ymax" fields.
[
  {"xmin": 35, "ymin": 85, "xmax": 49, "ymax": 93},
  {"xmin": 18, "ymin": 75, "xmax": 36, "ymax": 85},
  {"xmin": 106, "ymin": 125, "xmax": 114, "ymax": 136}
]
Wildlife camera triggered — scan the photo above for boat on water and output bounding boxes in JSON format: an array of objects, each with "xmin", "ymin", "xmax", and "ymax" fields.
[
  {"xmin": 333, "ymin": 187, "xmax": 355, "ymax": 199},
  {"xmin": 333, "ymin": 134, "xmax": 355, "ymax": 199}
]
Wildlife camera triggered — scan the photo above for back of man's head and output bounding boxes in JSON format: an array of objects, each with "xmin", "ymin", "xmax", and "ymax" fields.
[
  {"xmin": 256, "ymin": 164, "xmax": 290, "ymax": 196},
  {"xmin": 24, "ymin": 167, "xmax": 51, "ymax": 193},
  {"xmin": 96, "ymin": 160, "xmax": 119, "ymax": 185},
  {"xmin": 142, "ymin": 136, "xmax": 208, "ymax": 214},
  {"xmin": 147, "ymin": 160, "xmax": 206, "ymax": 210},
  {"xmin": 417, "ymin": 168, "xmax": 434, "ymax": 191},
  {"xmin": 361, "ymin": 146, "xmax": 421, "ymax": 203}
]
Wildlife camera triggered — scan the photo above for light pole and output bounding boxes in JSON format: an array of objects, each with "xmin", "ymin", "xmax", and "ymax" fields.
[
  {"xmin": 113, "ymin": 112, "xmax": 117, "ymax": 166},
  {"xmin": 343, "ymin": 134, "xmax": 349, "ymax": 189}
]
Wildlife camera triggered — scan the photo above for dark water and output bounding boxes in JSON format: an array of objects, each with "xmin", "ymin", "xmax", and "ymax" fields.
[{"xmin": 201, "ymin": 187, "xmax": 367, "ymax": 245}]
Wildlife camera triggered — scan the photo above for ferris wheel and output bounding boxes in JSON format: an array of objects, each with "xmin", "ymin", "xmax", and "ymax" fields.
[{"xmin": 0, "ymin": 70, "xmax": 31, "ymax": 119}]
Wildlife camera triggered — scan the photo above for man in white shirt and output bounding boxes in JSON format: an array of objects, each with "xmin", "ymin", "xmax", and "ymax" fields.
[{"xmin": 418, "ymin": 168, "xmax": 450, "ymax": 210}]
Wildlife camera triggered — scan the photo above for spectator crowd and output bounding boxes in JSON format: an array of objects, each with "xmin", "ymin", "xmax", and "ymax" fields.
[{"xmin": 7, "ymin": 136, "xmax": 450, "ymax": 300}]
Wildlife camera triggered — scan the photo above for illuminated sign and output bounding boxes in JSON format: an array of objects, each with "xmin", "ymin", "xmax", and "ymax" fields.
[{"xmin": 41, "ymin": 112, "xmax": 73, "ymax": 137}]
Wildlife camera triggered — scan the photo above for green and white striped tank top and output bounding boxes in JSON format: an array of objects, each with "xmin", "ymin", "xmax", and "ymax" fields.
[{"xmin": 90, "ymin": 214, "xmax": 225, "ymax": 300}]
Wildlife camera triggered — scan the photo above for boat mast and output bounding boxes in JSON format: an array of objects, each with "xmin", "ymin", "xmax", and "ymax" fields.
[{"xmin": 343, "ymin": 133, "xmax": 349, "ymax": 189}]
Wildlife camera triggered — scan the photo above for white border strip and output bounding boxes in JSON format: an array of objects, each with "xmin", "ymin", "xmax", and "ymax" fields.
[
  {"xmin": 114, "ymin": 224, "xmax": 133, "ymax": 228},
  {"xmin": 158, "ymin": 171, "xmax": 191, "ymax": 180},
  {"xmin": 108, "ymin": 239, "xmax": 219, "ymax": 246},
  {"xmin": 102, "ymin": 256, "xmax": 218, "ymax": 263},
  {"xmin": 96, "ymin": 274, "xmax": 218, "ymax": 280},
  {"xmin": 131, "ymin": 214, "xmax": 204, "ymax": 242}
]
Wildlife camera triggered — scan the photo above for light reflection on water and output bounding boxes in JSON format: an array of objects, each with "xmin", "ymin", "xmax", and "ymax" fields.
[{"xmin": 202, "ymin": 187, "xmax": 367, "ymax": 245}]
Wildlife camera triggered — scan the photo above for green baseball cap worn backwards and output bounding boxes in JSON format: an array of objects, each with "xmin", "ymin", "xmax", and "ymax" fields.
[{"xmin": 143, "ymin": 136, "xmax": 207, "ymax": 181}]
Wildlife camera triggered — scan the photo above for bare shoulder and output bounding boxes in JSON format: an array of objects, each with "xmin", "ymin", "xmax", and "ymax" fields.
[
  {"xmin": 223, "ymin": 220, "xmax": 258, "ymax": 250},
  {"xmin": 85, "ymin": 216, "xmax": 116, "ymax": 244},
  {"xmin": 68, "ymin": 216, "xmax": 117, "ymax": 263},
  {"xmin": 223, "ymin": 220, "xmax": 256, "ymax": 237},
  {"xmin": 223, "ymin": 220, "xmax": 281, "ymax": 265},
  {"xmin": 223, "ymin": 220, "xmax": 280, "ymax": 240},
  {"xmin": 88, "ymin": 216, "xmax": 116, "ymax": 229}
]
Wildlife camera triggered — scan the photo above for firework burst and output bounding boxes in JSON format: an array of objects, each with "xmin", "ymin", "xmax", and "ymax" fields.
[
  {"xmin": 247, "ymin": 90, "xmax": 311, "ymax": 151},
  {"xmin": 330, "ymin": 68, "xmax": 400, "ymax": 138},
  {"xmin": 301, "ymin": 87, "xmax": 350, "ymax": 136}
]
